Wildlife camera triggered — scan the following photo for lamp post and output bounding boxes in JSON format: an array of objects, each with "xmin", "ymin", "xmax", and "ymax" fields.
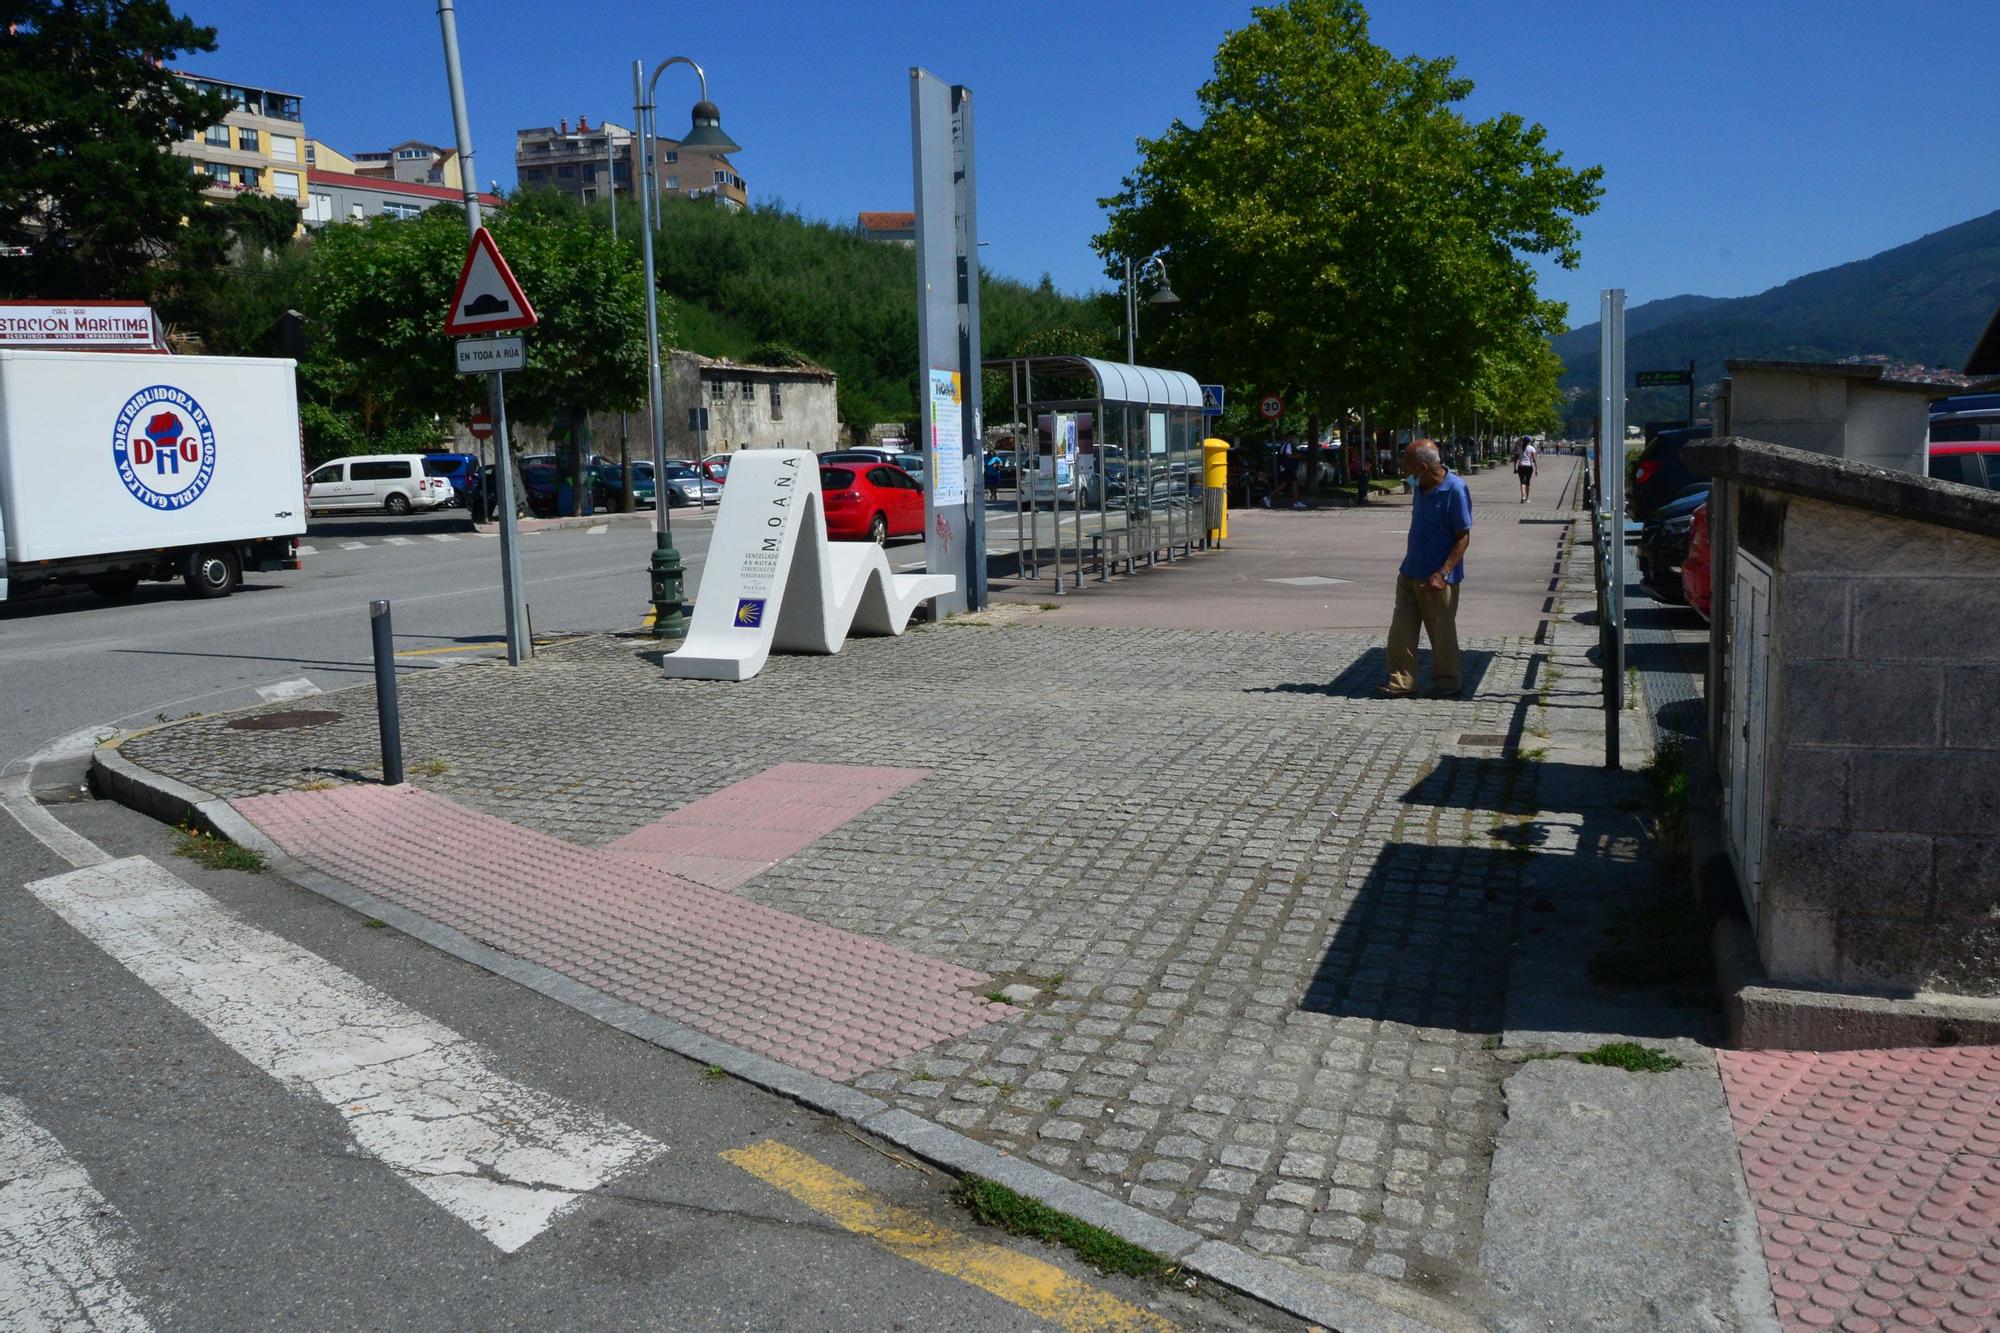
[
  {"xmin": 632, "ymin": 57, "xmax": 740, "ymax": 640},
  {"xmin": 1123, "ymin": 249, "xmax": 1178, "ymax": 365}
]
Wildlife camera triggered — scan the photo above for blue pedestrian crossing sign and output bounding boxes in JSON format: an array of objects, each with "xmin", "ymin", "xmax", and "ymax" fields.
[{"xmin": 1200, "ymin": 384, "xmax": 1226, "ymax": 417}]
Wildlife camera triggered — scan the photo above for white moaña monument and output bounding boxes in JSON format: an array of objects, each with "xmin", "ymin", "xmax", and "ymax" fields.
[{"xmin": 662, "ymin": 450, "xmax": 955, "ymax": 681}]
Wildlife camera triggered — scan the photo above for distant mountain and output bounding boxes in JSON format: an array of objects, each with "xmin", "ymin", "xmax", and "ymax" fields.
[{"xmin": 1558, "ymin": 209, "xmax": 2000, "ymax": 423}]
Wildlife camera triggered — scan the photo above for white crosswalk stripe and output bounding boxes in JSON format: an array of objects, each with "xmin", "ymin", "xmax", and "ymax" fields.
[
  {"xmin": 586, "ymin": 524, "xmax": 607, "ymax": 535},
  {"xmin": 294, "ymin": 544, "xmax": 318, "ymax": 556},
  {"xmin": 427, "ymin": 534, "xmax": 458, "ymax": 543},
  {"xmin": 382, "ymin": 536, "xmax": 414, "ymax": 546},
  {"xmin": 253, "ymin": 678, "xmax": 320, "ymax": 704},
  {"xmin": 0, "ymin": 1095, "xmax": 152, "ymax": 1332},
  {"xmin": 340, "ymin": 542, "xmax": 366, "ymax": 550},
  {"xmin": 27, "ymin": 857, "xmax": 667, "ymax": 1254}
]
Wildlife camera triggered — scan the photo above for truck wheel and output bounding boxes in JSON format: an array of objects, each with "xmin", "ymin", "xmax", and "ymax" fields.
[
  {"xmin": 87, "ymin": 571, "xmax": 140, "ymax": 600},
  {"xmin": 184, "ymin": 549, "xmax": 240, "ymax": 599},
  {"xmin": 384, "ymin": 493, "xmax": 412, "ymax": 516}
]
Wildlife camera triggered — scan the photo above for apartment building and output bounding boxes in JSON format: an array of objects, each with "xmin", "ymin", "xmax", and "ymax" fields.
[
  {"xmin": 347, "ymin": 141, "xmax": 464, "ymax": 190},
  {"xmin": 516, "ymin": 116, "xmax": 747, "ymax": 212},
  {"xmin": 302, "ymin": 171, "xmax": 502, "ymax": 227},
  {"xmin": 170, "ymin": 73, "xmax": 309, "ymax": 214}
]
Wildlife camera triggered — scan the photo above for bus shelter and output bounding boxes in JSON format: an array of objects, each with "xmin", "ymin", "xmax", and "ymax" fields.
[{"xmin": 983, "ymin": 355, "xmax": 1207, "ymax": 593}]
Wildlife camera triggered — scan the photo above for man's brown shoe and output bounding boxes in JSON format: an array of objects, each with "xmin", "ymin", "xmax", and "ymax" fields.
[{"xmin": 1372, "ymin": 685, "xmax": 1415, "ymax": 699}]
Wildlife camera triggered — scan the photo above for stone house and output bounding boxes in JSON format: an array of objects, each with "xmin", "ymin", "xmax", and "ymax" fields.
[{"xmin": 664, "ymin": 353, "xmax": 838, "ymax": 458}]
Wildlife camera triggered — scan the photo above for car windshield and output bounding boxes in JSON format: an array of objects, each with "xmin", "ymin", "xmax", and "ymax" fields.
[
  {"xmin": 820, "ymin": 467, "xmax": 856, "ymax": 489},
  {"xmin": 893, "ymin": 456, "xmax": 923, "ymax": 471},
  {"xmin": 422, "ymin": 459, "xmax": 458, "ymax": 477},
  {"xmin": 662, "ymin": 463, "xmax": 697, "ymax": 479}
]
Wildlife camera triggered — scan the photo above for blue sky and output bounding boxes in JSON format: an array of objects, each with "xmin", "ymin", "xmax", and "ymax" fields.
[{"xmin": 187, "ymin": 0, "xmax": 2000, "ymax": 330}]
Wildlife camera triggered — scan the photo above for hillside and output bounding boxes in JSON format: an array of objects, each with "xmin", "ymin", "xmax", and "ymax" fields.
[
  {"xmin": 1558, "ymin": 208, "xmax": 2000, "ymax": 423},
  {"xmin": 635, "ymin": 196, "xmax": 1117, "ymax": 431}
]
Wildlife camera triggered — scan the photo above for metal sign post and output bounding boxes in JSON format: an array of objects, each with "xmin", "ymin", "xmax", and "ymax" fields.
[
  {"xmin": 1598, "ymin": 288, "xmax": 1627, "ymax": 769},
  {"xmin": 436, "ymin": 0, "xmax": 530, "ymax": 666},
  {"xmin": 911, "ymin": 67, "xmax": 984, "ymax": 616}
]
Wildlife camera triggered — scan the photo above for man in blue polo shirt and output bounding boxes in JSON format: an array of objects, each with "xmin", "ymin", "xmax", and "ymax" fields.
[{"xmin": 1376, "ymin": 439, "xmax": 1472, "ymax": 699}]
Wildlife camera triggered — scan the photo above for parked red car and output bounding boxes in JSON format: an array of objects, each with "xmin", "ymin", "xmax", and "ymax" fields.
[
  {"xmin": 1684, "ymin": 501, "xmax": 1713, "ymax": 621},
  {"xmin": 820, "ymin": 463, "xmax": 923, "ymax": 544}
]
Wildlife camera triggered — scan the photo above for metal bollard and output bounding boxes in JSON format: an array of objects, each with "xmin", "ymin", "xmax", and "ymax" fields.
[{"xmin": 369, "ymin": 599, "xmax": 404, "ymax": 786}]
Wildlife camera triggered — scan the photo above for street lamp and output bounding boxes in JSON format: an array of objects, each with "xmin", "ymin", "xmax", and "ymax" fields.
[
  {"xmin": 632, "ymin": 56, "xmax": 741, "ymax": 641},
  {"xmin": 1124, "ymin": 249, "xmax": 1177, "ymax": 365}
]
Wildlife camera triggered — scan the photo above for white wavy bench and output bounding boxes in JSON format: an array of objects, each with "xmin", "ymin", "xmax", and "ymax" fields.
[{"xmin": 662, "ymin": 449, "xmax": 955, "ymax": 682}]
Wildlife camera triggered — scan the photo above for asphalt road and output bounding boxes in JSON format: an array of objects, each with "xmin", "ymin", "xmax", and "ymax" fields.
[{"xmin": 3, "ymin": 503, "xmax": 1289, "ymax": 1329}]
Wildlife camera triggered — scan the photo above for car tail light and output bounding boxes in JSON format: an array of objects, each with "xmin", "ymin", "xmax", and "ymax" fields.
[{"xmin": 1634, "ymin": 461, "xmax": 1660, "ymax": 485}]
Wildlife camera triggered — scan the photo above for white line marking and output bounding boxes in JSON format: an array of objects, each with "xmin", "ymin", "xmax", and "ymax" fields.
[
  {"xmin": 383, "ymin": 537, "xmax": 415, "ymax": 547},
  {"xmin": 294, "ymin": 544, "xmax": 318, "ymax": 557},
  {"xmin": 0, "ymin": 774, "xmax": 105, "ymax": 871},
  {"xmin": 253, "ymin": 678, "xmax": 321, "ymax": 704},
  {"xmin": 0, "ymin": 1094, "xmax": 153, "ymax": 1332},
  {"xmin": 586, "ymin": 525, "xmax": 607, "ymax": 536},
  {"xmin": 427, "ymin": 534, "xmax": 459, "ymax": 543},
  {"xmin": 27, "ymin": 857, "xmax": 666, "ymax": 1254},
  {"xmin": 340, "ymin": 542, "xmax": 366, "ymax": 551}
]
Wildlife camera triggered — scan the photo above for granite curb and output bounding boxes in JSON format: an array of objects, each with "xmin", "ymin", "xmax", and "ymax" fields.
[{"xmin": 90, "ymin": 739, "xmax": 1464, "ymax": 1333}]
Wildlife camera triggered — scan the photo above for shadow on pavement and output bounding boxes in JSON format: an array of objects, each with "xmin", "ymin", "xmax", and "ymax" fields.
[
  {"xmin": 306, "ymin": 514, "xmax": 477, "ymax": 538},
  {"xmin": 1255, "ymin": 646, "xmax": 1499, "ymax": 699},
  {"xmin": 1306, "ymin": 754, "xmax": 1717, "ymax": 1042}
]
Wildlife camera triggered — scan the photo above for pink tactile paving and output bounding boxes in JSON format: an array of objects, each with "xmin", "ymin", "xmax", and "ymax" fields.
[
  {"xmin": 1719, "ymin": 1046, "xmax": 2000, "ymax": 1332},
  {"xmin": 232, "ymin": 782, "xmax": 1007, "ymax": 1081},
  {"xmin": 602, "ymin": 762, "xmax": 928, "ymax": 889}
]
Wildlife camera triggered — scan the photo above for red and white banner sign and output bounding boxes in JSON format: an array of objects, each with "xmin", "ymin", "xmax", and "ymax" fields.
[{"xmin": 0, "ymin": 302, "xmax": 161, "ymax": 349}]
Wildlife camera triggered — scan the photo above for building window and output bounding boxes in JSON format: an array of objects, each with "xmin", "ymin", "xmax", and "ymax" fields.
[
  {"xmin": 770, "ymin": 382, "xmax": 783, "ymax": 421},
  {"xmin": 349, "ymin": 203, "xmax": 364, "ymax": 220},
  {"xmin": 305, "ymin": 141, "xmax": 317, "ymax": 164},
  {"xmin": 270, "ymin": 134, "xmax": 298, "ymax": 163},
  {"xmin": 662, "ymin": 150, "xmax": 677, "ymax": 163},
  {"xmin": 709, "ymin": 379, "xmax": 725, "ymax": 402},
  {"xmin": 397, "ymin": 147, "xmax": 430, "ymax": 160},
  {"xmin": 714, "ymin": 169, "xmax": 728, "ymax": 184},
  {"xmin": 237, "ymin": 166, "xmax": 262, "ymax": 189},
  {"xmin": 305, "ymin": 192, "xmax": 331, "ymax": 223},
  {"xmin": 272, "ymin": 170, "xmax": 300, "ymax": 199},
  {"xmin": 269, "ymin": 94, "xmax": 301, "ymax": 122},
  {"xmin": 382, "ymin": 201, "xmax": 423, "ymax": 220},
  {"xmin": 739, "ymin": 379, "xmax": 755, "ymax": 401},
  {"xmin": 583, "ymin": 163, "xmax": 596, "ymax": 181},
  {"xmin": 557, "ymin": 164, "xmax": 574, "ymax": 178},
  {"xmin": 204, "ymin": 124, "xmax": 229, "ymax": 147},
  {"xmin": 238, "ymin": 127, "xmax": 259, "ymax": 153},
  {"xmin": 661, "ymin": 176, "xmax": 678, "ymax": 190}
]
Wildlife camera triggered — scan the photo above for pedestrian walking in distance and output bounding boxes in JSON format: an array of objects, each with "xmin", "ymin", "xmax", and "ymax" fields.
[
  {"xmin": 1515, "ymin": 437, "xmax": 1539, "ymax": 503},
  {"xmin": 1375, "ymin": 440, "xmax": 1472, "ymax": 700}
]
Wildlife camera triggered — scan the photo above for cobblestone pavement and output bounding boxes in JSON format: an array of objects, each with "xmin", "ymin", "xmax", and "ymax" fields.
[{"xmin": 123, "ymin": 616, "xmax": 1554, "ymax": 1306}]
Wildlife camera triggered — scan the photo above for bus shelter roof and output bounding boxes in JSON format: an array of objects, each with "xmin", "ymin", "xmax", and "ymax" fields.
[{"xmin": 983, "ymin": 355, "xmax": 1203, "ymax": 408}]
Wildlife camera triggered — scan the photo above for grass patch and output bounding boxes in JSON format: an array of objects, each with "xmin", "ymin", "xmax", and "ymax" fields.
[
  {"xmin": 1577, "ymin": 1041, "xmax": 1683, "ymax": 1073},
  {"xmin": 910, "ymin": 1071, "xmax": 940, "ymax": 1082},
  {"xmin": 361, "ymin": 917, "xmax": 387, "ymax": 929},
  {"xmin": 414, "ymin": 758, "xmax": 449, "ymax": 778},
  {"xmin": 981, "ymin": 989, "xmax": 1008, "ymax": 1004},
  {"xmin": 1589, "ymin": 892, "xmax": 1711, "ymax": 988},
  {"xmin": 171, "ymin": 826, "xmax": 265, "ymax": 873},
  {"xmin": 1643, "ymin": 735, "xmax": 1691, "ymax": 874},
  {"xmin": 957, "ymin": 1176, "xmax": 1174, "ymax": 1279},
  {"xmin": 703, "ymin": 1064, "xmax": 725, "ymax": 1082}
]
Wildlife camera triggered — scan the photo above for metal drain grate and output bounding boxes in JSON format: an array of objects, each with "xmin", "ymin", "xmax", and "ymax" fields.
[{"xmin": 1458, "ymin": 733, "xmax": 1511, "ymax": 747}]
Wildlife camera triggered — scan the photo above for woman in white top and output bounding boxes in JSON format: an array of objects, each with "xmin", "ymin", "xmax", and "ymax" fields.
[{"xmin": 1515, "ymin": 439, "xmax": 1538, "ymax": 503}]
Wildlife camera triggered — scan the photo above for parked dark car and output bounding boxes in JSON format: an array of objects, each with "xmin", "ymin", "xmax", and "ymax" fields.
[
  {"xmin": 422, "ymin": 453, "xmax": 480, "ymax": 507},
  {"xmin": 1629, "ymin": 425, "xmax": 1712, "ymax": 521},
  {"xmin": 1927, "ymin": 443, "xmax": 2000, "ymax": 490},
  {"xmin": 1636, "ymin": 486, "xmax": 1710, "ymax": 604}
]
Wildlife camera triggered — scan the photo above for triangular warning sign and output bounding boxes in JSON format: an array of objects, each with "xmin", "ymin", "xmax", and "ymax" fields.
[{"xmin": 444, "ymin": 227, "xmax": 538, "ymax": 335}]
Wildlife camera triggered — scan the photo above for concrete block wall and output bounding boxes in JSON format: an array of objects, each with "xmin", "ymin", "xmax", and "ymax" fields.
[{"xmin": 1763, "ymin": 495, "xmax": 2000, "ymax": 996}]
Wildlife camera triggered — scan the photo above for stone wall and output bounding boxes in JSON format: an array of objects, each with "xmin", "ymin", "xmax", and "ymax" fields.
[
  {"xmin": 1765, "ymin": 496, "xmax": 2000, "ymax": 995},
  {"xmin": 1692, "ymin": 437, "xmax": 2000, "ymax": 1001}
]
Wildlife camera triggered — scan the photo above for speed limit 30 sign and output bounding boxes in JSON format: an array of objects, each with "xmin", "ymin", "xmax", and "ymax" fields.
[{"xmin": 1258, "ymin": 393, "xmax": 1284, "ymax": 421}]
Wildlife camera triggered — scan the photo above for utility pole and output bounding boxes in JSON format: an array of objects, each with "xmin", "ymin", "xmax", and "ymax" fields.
[{"xmin": 436, "ymin": 0, "xmax": 529, "ymax": 664}]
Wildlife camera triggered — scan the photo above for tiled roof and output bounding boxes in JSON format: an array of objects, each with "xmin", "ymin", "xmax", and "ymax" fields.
[
  {"xmin": 857, "ymin": 211, "xmax": 915, "ymax": 231},
  {"xmin": 306, "ymin": 169, "xmax": 502, "ymax": 206}
]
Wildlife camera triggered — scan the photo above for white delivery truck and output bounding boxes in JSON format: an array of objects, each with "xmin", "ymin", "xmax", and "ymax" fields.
[{"xmin": 0, "ymin": 349, "xmax": 305, "ymax": 601}]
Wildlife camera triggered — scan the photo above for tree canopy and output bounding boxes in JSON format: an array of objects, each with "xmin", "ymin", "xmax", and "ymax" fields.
[
  {"xmin": 1094, "ymin": 0, "xmax": 1601, "ymax": 436},
  {"xmin": 291, "ymin": 202, "xmax": 649, "ymax": 462},
  {"xmin": 0, "ymin": 0, "xmax": 232, "ymax": 299}
]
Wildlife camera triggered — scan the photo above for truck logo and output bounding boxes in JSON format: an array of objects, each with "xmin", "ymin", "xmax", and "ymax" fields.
[{"xmin": 112, "ymin": 385, "xmax": 216, "ymax": 510}]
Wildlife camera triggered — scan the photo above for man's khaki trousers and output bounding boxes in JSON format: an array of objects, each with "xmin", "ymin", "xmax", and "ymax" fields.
[{"xmin": 1386, "ymin": 574, "xmax": 1461, "ymax": 693}]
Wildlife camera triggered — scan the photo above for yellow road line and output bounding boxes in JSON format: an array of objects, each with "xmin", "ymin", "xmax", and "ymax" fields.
[{"xmin": 721, "ymin": 1141, "xmax": 1173, "ymax": 1333}]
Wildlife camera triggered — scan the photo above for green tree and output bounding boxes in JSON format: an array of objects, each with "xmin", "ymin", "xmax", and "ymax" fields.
[
  {"xmin": 1094, "ymin": 0, "xmax": 1601, "ymax": 432},
  {"xmin": 0, "ymin": 0, "xmax": 232, "ymax": 298},
  {"xmin": 297, "ymin": 203, "xmax": 650, "ymax": 463}
]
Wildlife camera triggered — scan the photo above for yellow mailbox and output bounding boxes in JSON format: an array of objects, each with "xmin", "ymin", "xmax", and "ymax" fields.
[{"xmin": 1202, "ymin": 438, "xmax": 1230, "ymax": 542}]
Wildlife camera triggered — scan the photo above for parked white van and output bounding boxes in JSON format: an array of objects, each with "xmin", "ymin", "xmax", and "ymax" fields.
[{"xmin": 305, "ymin": 455, "xmax": 455, "ymax": 515}]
